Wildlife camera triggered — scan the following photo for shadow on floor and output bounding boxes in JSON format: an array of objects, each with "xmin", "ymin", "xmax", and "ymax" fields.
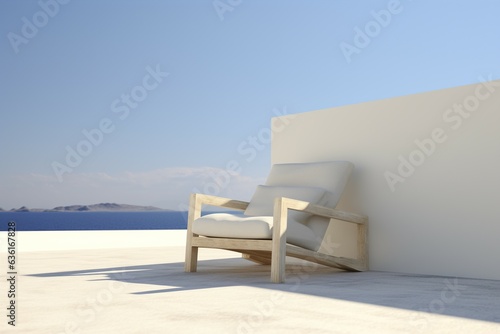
[{"xmin": 29, "ymin": 256, "xmax": 500, "ymax": 324}]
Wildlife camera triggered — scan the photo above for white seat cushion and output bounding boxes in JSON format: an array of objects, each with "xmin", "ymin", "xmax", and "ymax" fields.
[
  {"xmin": 193, "ymin": 213, "xmax": 272, "ymax": 239},
  {"xmin": 192, "ymin": 213, "xmax": 321, "ymax": 251}
]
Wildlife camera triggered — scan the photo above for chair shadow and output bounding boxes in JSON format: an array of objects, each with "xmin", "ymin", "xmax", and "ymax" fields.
[{"xmin": 29, "ymin": 257, "xmax": 500, "ymax": 324}]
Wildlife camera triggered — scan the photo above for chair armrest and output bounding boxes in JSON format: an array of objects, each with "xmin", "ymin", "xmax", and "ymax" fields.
[
  {"xmin": 273, "ymin": 197, "xmax": 368, "ymax": 272},
  {"xmin": 190, "ymin": 193, "xmax": 249, "ymax": 211},
  {"xmin": 271, "ymin": 197, "xmax": 369, "ymax": 281},
  {"xmin": 276, "ymin": 197, "xmax": 368, "ymax": 225}
]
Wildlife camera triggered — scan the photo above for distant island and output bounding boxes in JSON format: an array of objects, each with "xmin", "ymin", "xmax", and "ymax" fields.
[{"xmin": 3, "ymin": 203, "xmax": 168, "ymax": 212}]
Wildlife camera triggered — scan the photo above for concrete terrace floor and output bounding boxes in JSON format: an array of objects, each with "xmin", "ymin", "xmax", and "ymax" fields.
[{"xmin": 1, "ymin": 232, "xmax": 500, "ymax": 334}]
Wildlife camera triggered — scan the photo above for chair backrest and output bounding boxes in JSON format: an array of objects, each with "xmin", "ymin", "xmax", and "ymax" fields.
[
  {"xmin": 264, "ymin": 161, "xmax": 353, "ymax": 208},
  {"xmin": 265, "ymin": 161, "xmax": 354, "ymax": 251}
]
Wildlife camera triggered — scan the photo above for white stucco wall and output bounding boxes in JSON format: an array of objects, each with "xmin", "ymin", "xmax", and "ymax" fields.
[{"xmin": 272, "ymin": 79, "xmax": 500, "ymax": 280}]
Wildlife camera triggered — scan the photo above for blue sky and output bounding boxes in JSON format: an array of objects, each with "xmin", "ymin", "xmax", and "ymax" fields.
[{"xmin": 1, "ymin": 0, "xmax": 499, "ymax": 210}]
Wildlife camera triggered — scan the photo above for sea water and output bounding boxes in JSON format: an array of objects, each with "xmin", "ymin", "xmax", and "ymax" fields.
[{"xmin": 0, "ymin": 211, "xmax": 188, "ymax": 231}]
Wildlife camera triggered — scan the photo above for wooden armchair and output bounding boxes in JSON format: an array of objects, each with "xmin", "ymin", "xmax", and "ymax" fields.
[{"xmin": 184, "ymin": 161, "xmax": 368, "ymax": 283}]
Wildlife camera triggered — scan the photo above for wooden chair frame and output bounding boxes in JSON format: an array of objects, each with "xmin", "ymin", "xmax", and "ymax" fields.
[{"xmin": 185, "ymin": 193, "xmax": 368, "ymax": 283}]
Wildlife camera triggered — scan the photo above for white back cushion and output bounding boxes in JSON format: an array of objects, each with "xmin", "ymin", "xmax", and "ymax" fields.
[
  {"xmin": 244, "ymin": 185, "xmax": 326, "ymax": 222},
  {"xmin": 264, "ymin": 161, "xmax": 353, "ymax": 208}
]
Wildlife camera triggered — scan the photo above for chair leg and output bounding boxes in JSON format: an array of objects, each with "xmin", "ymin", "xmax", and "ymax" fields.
[
  {"xmin": 271, "ymin": 197, "xmax": 288, "ymax": 283},
  {"xmin": 185, "ymin": 193, "xmax": 201, "ymax": 272},
  {"xmin": 357, "ymin": 221, "xmax": 369, "ymax": 271},
  {"xmin": 271, "ymin": 247, "xmax": 285, "ymax": 283},
  {"xmin": 185, "ymin": 242, "xmax": 198, "ymax": 272}
]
